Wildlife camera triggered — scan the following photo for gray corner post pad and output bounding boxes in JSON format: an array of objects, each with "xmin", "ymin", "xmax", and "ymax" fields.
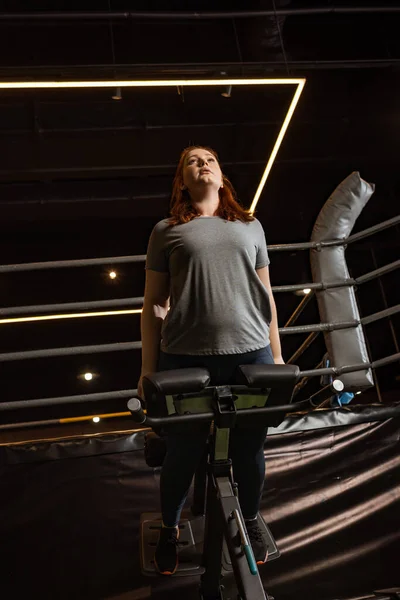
[{"xmin": 310, "ymin": 171, "xmax": 375, "ymax": 391}]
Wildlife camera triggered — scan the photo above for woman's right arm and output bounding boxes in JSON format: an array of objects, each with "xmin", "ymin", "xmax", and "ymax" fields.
[{"xmin": 138, "ymin": 269, "xmax": 170, "ymax": 397}]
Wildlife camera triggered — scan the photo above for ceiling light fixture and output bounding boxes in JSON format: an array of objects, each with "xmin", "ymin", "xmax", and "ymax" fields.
[
  {"xmin": 111, "ymin": 86, "xmax": 122, "ymax": 100},
  {"xmin": 1, "ymin": 77, "xmax": 305, "ymax": 324},
  {"xmin": 249, "ymin": 80, "xmax": 305, "ymax": 214},
  {"xmin": 0, "ymin": 309, "xmax": 142, "ymax": 324},
  {"xmin": 0, "ymin": 78, "xmax": 304, "ymax": 89},
  {"xmin": 221, "ymin": 85, "xmax": 232, "ymax": 98},
  {"xmin": 0, "ymin": 77, "xmax": 305, "ymax": 215}
]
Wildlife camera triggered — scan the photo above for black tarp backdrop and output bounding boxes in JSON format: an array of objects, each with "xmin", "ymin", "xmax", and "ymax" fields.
[{"xmin": 1, "ymin": 406, "xmax": 400, "ymax": 600}]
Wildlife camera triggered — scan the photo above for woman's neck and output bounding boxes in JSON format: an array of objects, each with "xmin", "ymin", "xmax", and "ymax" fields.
[{"xmin": 190, "ymin": 189, "xmax": 220, "ymax": 216}]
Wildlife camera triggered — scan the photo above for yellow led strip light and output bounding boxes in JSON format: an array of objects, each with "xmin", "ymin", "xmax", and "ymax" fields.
[
  {"xmin": 0, "ymin": 309, "xmax": 142, "ymax": 324},
  {"xmin": 1, "ymin": 77, "xmax": 305, "ymax": 323}
]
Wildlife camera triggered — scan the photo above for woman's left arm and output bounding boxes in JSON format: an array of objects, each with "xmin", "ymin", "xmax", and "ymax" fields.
[{"xmin": 256, "ymin": 266, "xmax": 285, "ymax": 364}]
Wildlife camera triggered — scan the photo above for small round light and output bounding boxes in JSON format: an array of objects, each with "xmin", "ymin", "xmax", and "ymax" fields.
[
  {"xmin": 93, "ymin": 416, "xmax": 100, "ymax": 423},
  {"xmin": 84, "ymin": 372, "xmax": 93, "ymax": 381},
  {"xmin": 303, "ymin": 288, "xmax": 312, "ymax": 295},
  {"xmin": 221, "ymin": 85, "xmax": 232, "ymax": 98},
  {"xmin": 109, "ymin": 271, "xmax": 117, "ymax": 280},
  {"xmin": 112, "ymin": 87, "xmax": 122, "ymax": 101},
  {"xmin": 332, "ymin": 379, "xmax": 344, "ymax": 392},
  {"xmin": 355, "ymin": 391, "xmax": 362, "ymax": 395}
]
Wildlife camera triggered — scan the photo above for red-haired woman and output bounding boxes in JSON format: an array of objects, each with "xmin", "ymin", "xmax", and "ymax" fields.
[{"xmin": 138, "ymin": 146, "xmax": 284, "ymax": 575}]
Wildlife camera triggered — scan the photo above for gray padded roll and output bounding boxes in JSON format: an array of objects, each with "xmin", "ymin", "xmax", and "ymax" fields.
[{"xmin": 310, "ymin": 172, "xmax": 375, "ymax": 391}]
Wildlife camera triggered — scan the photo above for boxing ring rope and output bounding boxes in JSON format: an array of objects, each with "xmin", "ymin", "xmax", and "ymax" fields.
[
  {"xmin": 0, "ymin": 306, "xmax": 399, "ymax": 363},
  {"xmin": 0, "ymin": 261, "xmax": 399, "ymax": 319},
  {"xmin": 0, "ymin": 173, "xmax": 399, "ymax": 429},
  {"xmin": 0, "ymin": 352, "xmax": 399, "ymax": 415},
  {"xmin": 0, "ymin": 342, "xmax": 142, "ymax": 363},
  {"xmin": 0, "ymin": 254, "xmax": 147, "ymax": 274},
  {"xmin": 266, "ymin": 214, "xmax": 400, "ymax": 252},
  {"xmin": 0, "ymin": 215, "xmax": 398, "ymax": 275},
  {"xmin": 0, "ymin": 297, "xmax": 144, "ymax": 318}
]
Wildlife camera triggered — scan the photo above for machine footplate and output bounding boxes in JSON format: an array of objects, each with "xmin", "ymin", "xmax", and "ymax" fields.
[
  {"xmin": 140, "ymin": 512, "xmax": 279, "ymax": 577},
  {"xmin": 222, "ymin": 514, "xmax": 280, "ymax": 574},
  {"xmin": 140, "ymin": 512, "xmax": 205, "ymax": 577}
]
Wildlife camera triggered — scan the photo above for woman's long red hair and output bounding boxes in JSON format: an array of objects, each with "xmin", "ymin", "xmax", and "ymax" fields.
[{"xmin": 167, "ymin": 146, "xmax": 254, "ymax": 226}]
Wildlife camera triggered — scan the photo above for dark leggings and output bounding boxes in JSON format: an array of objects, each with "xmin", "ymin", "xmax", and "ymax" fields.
[{"xmin": 157, "ymin": 345, "xmax": 275, "ymax": 527}]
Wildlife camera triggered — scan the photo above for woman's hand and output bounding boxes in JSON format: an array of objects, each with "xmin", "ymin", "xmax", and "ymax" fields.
[
  {"xmin": 137, "ymin": 375, "xmax": 144, "ymax": 399},
  {"xmin": 274, "ymin": 355, "xmax": 285, "ymax": 365}
]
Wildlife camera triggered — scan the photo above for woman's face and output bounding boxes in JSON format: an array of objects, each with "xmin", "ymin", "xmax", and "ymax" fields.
[{"xmin": 182, "ymin": 148, "xmax": 223, "ymax": 192}]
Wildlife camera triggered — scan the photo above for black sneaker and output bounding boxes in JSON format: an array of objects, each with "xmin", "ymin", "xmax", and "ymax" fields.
[
  {"xmin": 245, "ymin": 519, "xmax": 268, "ymax": 565},
  {"xmin": 154, "ymin": 526, "xmax": 179, "ymax": 575}
]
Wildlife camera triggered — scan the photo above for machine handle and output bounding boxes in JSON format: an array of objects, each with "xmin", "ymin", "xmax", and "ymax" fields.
[
  {"xmin": 234, "ymin": 509, "xmax": 258, "ymax": 576},
  {"xmin": 127, "ymin": 396, "xmax": 312, "ymax": 429},
  {"xmin": 127, "ymin": 397, "xmax": 146, "ymax": 424},
  {"xmin": 244, "ymin": 545, "xmax": 258, "ymax": 576}
]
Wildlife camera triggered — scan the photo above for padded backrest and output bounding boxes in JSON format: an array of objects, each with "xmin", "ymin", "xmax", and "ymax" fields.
[
  {"xmin": 143, "ymin": 364, "xmax": 300, "ymax": 424},
  {"xmin": 235, "ymin": 364, "xmax": 300, "ymax": 388},
  {"xmin": 235, "ymin": 364, "xmax": 300, "ymax": 427},
  {"xmin": 143, "ymin": 368, "xmax": 211, "ymax": 416}
]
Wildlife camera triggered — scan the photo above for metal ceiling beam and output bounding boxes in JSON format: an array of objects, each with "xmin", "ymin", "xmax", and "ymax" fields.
[
  {"xmin": 1, "ymin": 154, "xmax": 399, "ymax": 184},
  {"xmin": 1, "ymin": 153, "xmax": 398, "ymax": 181},
  {"xmin": 0, "ymin": 59, "xmax": 398, "ymax": 78},
  {"xmin": 1, "ymin": 7, "xmax": 400, "ymax": 20},
  {"xmin": 0, "ymin": 120, "xmax": 284, "ymax": 136}
]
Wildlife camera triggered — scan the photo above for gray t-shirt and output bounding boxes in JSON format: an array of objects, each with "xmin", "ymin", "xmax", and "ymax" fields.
[{"xmin": 146, "ymin": 216, "xmax": 272, "ymax": 355}]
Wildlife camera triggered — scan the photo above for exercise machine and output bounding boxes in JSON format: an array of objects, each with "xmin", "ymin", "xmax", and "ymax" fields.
[{"xmin": 128, "ymin": 363, "xmax": 300, "ymax": 600}]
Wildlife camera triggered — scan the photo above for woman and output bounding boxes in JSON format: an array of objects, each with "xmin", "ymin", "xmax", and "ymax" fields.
[{"xmin": 138, "ymin": 146, "xmax": 284, "ymax": 576}]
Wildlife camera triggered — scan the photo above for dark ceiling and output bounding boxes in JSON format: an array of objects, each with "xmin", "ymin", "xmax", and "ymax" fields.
[{"xmin": 0, "ymin": 1, "xmax": 399, "ymax": 427}]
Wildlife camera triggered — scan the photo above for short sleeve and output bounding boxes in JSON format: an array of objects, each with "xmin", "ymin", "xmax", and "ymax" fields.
[
  {"xmin": 255, "ymin": 219, "xmax": 270, "ymax": 268},
  {"xmin": 145, "ymin": 222, "xmax": 169, "ymax": 272}
]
